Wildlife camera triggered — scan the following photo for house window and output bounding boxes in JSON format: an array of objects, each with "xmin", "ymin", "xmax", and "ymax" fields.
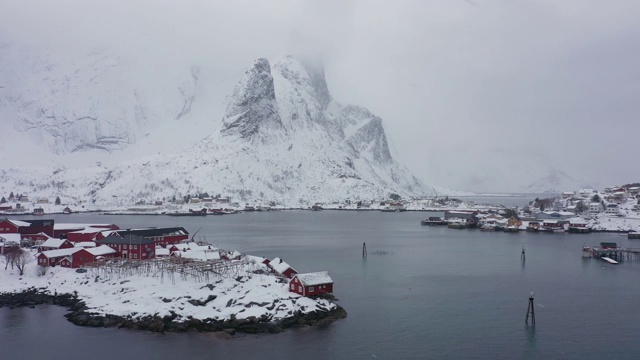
[
  {"xmin": 290, "ymin": 283, "xmax": 295, "ymax": 290},
  {"xmin": 298, "ymin": 286, "xmax": 302, "ymax": 292},
  {"xmin": 134, "ymin": 245, "xmax": 138, "ymax": 249},
  {"xmin": 309, "ymin": 287, "xmax": 314, "ymax": 292},
  {"xmin": 124, "ymin": 245, "xmax": 127, "ymax": 249},
  {"xmin": 133, "ymin": 254, "xmax": 137, "ymax": 259}
]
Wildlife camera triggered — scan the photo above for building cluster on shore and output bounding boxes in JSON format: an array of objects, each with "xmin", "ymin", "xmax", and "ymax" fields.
[
  {"xmin": 0, "ymin": 217, "xmax": 333, "ymax": 298},
  {"xmin": 421, "ymin": 185, "xmax": 640, "ymax": 236}
]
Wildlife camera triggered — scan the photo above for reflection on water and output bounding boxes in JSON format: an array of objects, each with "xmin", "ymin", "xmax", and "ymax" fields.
[{"xmin": 2, "ymin": 211, "xmax": 640, "ymax": 360}]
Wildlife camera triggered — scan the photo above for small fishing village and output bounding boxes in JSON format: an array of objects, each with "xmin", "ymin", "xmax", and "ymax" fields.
[{"xmin": 0, "ymin": 213, "xmax": 345, "ymax": 335}]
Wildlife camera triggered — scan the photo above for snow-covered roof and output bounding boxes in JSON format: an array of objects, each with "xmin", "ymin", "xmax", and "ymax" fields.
[
  {"xmin": 99, "ymin": 230, "xmax": 118, "ymax": 238},
  {"xmin": 4, "ymin": 219, "xmax": 30, "ymax": 227},
  {"xmin": 171, "ymin": 243, "xmax": 191, "ymax": 251},
  {"xmin": 40, "ymin": 247, "xmax": 80, "ymax": 258},
  {"xmin": 69, "ymin": 226, "xmax": 104, "ymax": 234},
  {"xmin": 0, "ymin": 233, "xmax": 22, "ymax": 243},
  {"xmin": 40, "ymin": 238, "xmax": 68, "ymax": 249},
  {"xmin": 155, "ymin": 248, "xmax": 170, "ymax": 256},
  {"xmin": 176, "ymin": 250, "xmax": 220, "ymax": 260},
  {"xmin": 75, "ymin": 242, "xmax": 96, "ymax": 248},
  {"xmin": 54, "ymin": 223, "xmax": 87, "ymax": 231},
  {"xmin": 568, "ymin": 217, "xmax": 587, "ymax": 224},
  {"xmin": 295, "ymin": 271, "xmax": 333, "ymax": 286},
  {"xmin": 542, "ymin": 220, "xmax": 558, "ymax": 224},
  {"xmin": 270, "ymin": 257, "xmax": 295, "ymax": 274},
  {"xmin": 87, "ymin": 245, "xmax": 117, "ymax": 256},
  {"xmin": 245, "ymin": 255, "xmax": 268, "ymax": 264},
  {"xmin": 542, "ymin": 211, "xmax": 574, "ymax": 216}
]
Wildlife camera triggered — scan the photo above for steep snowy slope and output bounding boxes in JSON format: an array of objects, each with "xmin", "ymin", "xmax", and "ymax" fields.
[
  {"xmin": 0, "ymin": 44, "xmax": 204, "ymax": 156},
  {"xmin": 0, "ymin": 54, "xmax": 434, "ymax": 205}
]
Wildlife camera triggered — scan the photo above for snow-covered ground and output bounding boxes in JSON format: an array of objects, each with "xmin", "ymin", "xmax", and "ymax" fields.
[
  {"xmin": 588, "ymin": 215, "xmax": 640, "ymax": 232},
  {"xmin": 0, "ymin": 254, "xmax": 336, "ymax": 323}
]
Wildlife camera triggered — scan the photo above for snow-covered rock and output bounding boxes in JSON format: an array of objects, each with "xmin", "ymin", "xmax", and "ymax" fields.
[{"xmin": 0, "ymin": 50, "xmax": 435, "ymax": 205}]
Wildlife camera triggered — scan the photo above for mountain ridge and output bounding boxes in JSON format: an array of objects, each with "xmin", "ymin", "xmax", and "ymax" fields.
[{"xmin": 0, "ymin": 51, "xmax": 436, "ymax": 204}]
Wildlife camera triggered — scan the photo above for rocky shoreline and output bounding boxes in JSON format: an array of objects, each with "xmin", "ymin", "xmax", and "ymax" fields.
[{"xmin": 0, "ymin": 288, "xmax": 347, "ymax": 336}]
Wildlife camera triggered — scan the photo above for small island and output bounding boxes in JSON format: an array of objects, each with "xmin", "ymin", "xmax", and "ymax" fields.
[{"xmin": 0, "ymin": 219, "xmax": 346, "ymax": 336}]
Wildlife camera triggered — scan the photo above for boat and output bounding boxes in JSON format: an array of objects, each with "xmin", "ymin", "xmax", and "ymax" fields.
[
  {"xmin": 381, "ymin": 207, "xmax": 398, "ymax": 213},
  {"xmin": 581, "ymin": 245, "xmax": 591, "ymax": 258},
  {"xmin": 244, "ymin": 206, "xmax": 256, "ymax": 212},
  {"xmin": 601, "ymin": 257, "xmax": 619, "ymax": 265},
  {"xmin": 311, "ymin": 204, "xmax": 323, "ymax": 211},
  {"xmin": 628, "ymin": 232, "xmax": 640, "ymax": 239}
]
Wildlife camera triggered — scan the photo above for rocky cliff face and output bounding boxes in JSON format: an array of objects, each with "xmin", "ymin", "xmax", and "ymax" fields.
[
  {"xmin": 0, "ymin": 50, "xmax": 434, "ymax": 204},
  {"xmin": 220, "ymin": 58, "xmax": 284, "ymax": 143}
]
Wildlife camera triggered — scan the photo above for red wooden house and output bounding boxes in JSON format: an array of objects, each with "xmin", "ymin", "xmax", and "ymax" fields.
[
  {"xmin": 38, "ymin": 238, "xmax": 74, "ymax": 252},
  {"xmin": 289, "ymin": 272, "xmax": 334, "ymax": 297},
  {"xmin": 37, "ymin": 248, "xmax": 79, "ymax": 267},
  {"xmin": 107, "ymin": 227, "xmax": 189, "ymax": 247},
  {"xmin": 97, "ymin": 235, "xmax": 156, "ymax": 260},
  {"xmin": 54, "ymin": 223, "xmax": 119, "ymax": 238},
  {"xmin": 0, "ymin": 218, "xmax": 55, "ymax": 237},
  {"xmin": 20, "ymin": 219, "xmax": 55, "ymax": 237},
  {"xmin": 59, "ymin": 245, "xmax": 117, "ymax": 268},
  {"xmin": 0, "ymin": 218, "xmax": 30, "ymax": 233},
  {"xmin": 268, "ymin": 257, "xmax": 297, "ymax": 279},
  {"xmin": 66, "ymin": 227, "xmax": 104, "ymax": 243}
]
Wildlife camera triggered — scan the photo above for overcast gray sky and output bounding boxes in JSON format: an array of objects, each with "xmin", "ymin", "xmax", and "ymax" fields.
[{"xmin": 2, "ymin": 0, "xmax": 639, "ymax": 191}]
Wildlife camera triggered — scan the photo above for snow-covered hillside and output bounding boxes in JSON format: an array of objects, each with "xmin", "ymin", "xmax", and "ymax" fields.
[{"xmin": 0, "ymin": 49, "xmax": 435, "ymax": 205}]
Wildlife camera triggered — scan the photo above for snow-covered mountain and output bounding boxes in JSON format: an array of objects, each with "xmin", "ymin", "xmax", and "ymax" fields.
[{"xmin": 0, "ymin": 48, "xmax": 435, "ymax": 205}]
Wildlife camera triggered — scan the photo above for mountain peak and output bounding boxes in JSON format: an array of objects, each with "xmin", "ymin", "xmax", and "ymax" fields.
[{"xmin": 220, "ymin": 58, "xmax": 284, "ymax": 142}]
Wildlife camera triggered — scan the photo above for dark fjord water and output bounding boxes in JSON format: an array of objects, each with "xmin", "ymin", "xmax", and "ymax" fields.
[{"xmin": 3, "ymin": 209, "xmax": 640, "ymax": 360}]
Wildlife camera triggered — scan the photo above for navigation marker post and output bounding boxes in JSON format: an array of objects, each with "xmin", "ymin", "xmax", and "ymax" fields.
[{"xmin": 525, "ymin": 291, "xmax": 536, "ymax": 326}]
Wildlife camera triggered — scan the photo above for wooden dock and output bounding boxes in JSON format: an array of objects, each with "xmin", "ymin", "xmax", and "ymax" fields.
[{"xmin": 583, "ymin": 246, "xmax": 640, "ymax": 263}]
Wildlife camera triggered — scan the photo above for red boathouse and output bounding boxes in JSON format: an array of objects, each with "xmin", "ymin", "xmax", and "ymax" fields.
[
  {"xmin": 289, "ymin": 272, "xmax": 334, "ymax": 297},
  {"xmin": 97, "ymin": 235, "xmax": 156, "ymax": 260}
]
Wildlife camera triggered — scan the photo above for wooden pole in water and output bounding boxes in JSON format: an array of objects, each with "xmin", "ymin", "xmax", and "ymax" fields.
[
  {"xmin": 521, "ymin": 246, "xmax": 526, "ymax": 263},
  {"xmin": 363, "ymin": 242, "xmax": 367, "ymax": 258},
  {"xmin": 526, "ymin": 291, "xmax": 536, "ymax": 326}
]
